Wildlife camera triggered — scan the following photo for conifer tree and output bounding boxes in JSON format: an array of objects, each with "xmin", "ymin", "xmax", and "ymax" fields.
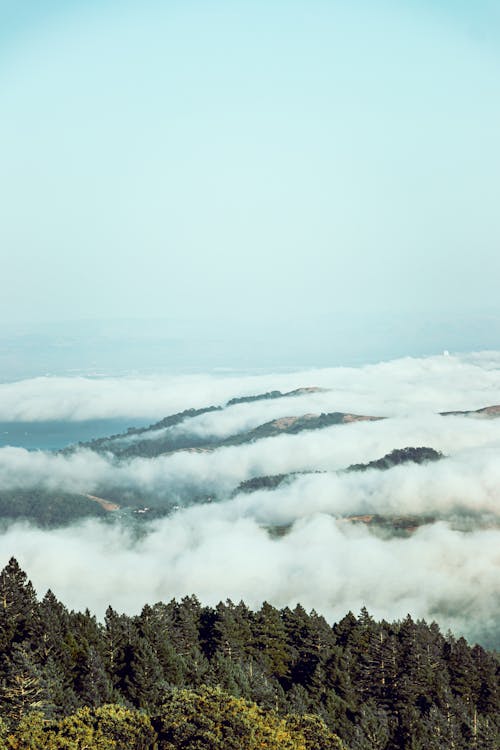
[
  {"xmin": 0, "ymin": 643, "xmax": 46, "ymax": 726},
  {"xmin": 0, "ymin": 559, "xmax": 40, "ymax": 652},
  {"xmin": 123, "ymin": 638, "xmax": 165, "ymax": 710},
  {"xmin": 252, "ymin": 602, "xmax": 291, "ymax": 681},
  {"xmin": 74, "ymin": 645, "xmax": 115, "ymax": 707},
  {"xmin": 350, "ymin": 699, "xmax": 390, "ymax": 750}
]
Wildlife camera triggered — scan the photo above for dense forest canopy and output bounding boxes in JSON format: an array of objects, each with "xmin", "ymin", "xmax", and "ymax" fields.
[{"xmin": 0, "ymin": 559, "xmax": 498, "ymax": 749}]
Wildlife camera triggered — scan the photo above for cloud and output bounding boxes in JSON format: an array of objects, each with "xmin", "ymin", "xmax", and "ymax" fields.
[
  {"xmin": 0, "ymin": 447, "xmax": 113, "ymax": 493},
  {"xmin": 2, "ymin": 409, "xmax": 500, "ymax": 512},
  {"xmin": 228, "ymin": 443, "xmax": 500, "ymax": 524},
  {"xmin": 1, "ymin": 511, "xmax": 498, "ymax": 648},
  {"xmin": 0, "ymin": 351, "xmax": 499, "ymax": 649},
  {"xmin": 2, "ymin": 351, "xmax": 500, "ymax": 422}
]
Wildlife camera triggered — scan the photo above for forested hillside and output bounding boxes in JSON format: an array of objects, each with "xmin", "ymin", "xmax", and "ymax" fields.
[
  {"xmin": 0, "ymin": 488, "xmax": 106, "ymax": 528},
  {"xmin": 0, "ymin": 559, "xmax": 498, "ymax": 749},
  {"xmin": 2, "ymin": 385, "xmax": 498, "ymax": 530},
  {"xmin": 72, "ymin": 409, "xmax": 383, "ymax": 460}
]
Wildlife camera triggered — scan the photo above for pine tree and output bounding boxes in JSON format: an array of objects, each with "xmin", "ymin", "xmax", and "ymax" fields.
[
  {"xmin": 37, "ymin": 589, "xmax": 70, "ymax": 663},
  {"xmin": 475, "ymin": 713, "xmax": 500, "ymax": 750},
  {"xmin": 0, "ymin": 643, "xmax": 46, "ymax": 726},
  {"xmin": 205, "ymin": 653, "xmax": 252, "ymax": 699},
  {"xmin": 0, "ymin": 558, "xmax": 40, "ymax": 652},
  {"xmin": 170, "ymin": 596, "xmax": 203, "ymax": 655},
  {"xmin": 136, "ymin": 602, "xmax": 187, "ymax": 687},
  {"xmin": 123, "ymin": 638, "xmax": 165, "ymax": 710},
  {"xmin": 103, "ymin": 605, "xmax": 135, "ymax": 696},
  {"xmin": 471, "ymin": 643, "xmax": 500, "ymax": 718},
  {"xmin": 251, "ymin": 602, "xmax": 291, "ymax": 682},
  {"xmin": 74, "ymin": 645, "xmax": 115, "ymax": 707},
  {"xmin": 282, "ymin": 605, "xmax": 335, "ymax": 693},
  {"xmin": 41, "ymin": 655, "xmax": 79, "ymax": 718},
  {"xmin": 333, "ymin": 611, "xmax": 358, "ymax": 648},
  {"xmin": 350, "ymin": 699, "xmax": 390, "ymax": 750},
  {"xmin": 321, "ymin": 644, "xmax": 358, "ymax": 735},
  {"xmin": 444, "ymin": 635, "xmax": 480, "ymax": 706},
  {"xmin": 199, "ymin": 600, "xmax": 253, "ymax": 663}
]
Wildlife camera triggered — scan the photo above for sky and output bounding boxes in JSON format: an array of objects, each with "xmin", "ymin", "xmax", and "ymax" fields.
[{"xmin": 1, "ymin": 0, "xmax": 500, "ymax": 373}]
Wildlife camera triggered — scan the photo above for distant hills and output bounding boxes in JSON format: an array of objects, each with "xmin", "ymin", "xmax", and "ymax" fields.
[
  {"xmin": 236, "ymin": 446, "xmax": 443, "ymax": 495},
  {"xmin": 71, "ymin": 387, "xmax": 329, "ymax": 455},
  {"xmin": 2, "ymin": 387, "xmax": 500, "ymax": 529},
  {"xmin": 74, "ymin": 409, "xmax": 382, "ymax": 460},
  {"xmin": 345, "ymin": 445, "xmax": 442, "ymax": 472},
  {"xmin": 227, "ymin": 385, "xmax": 328, "ymax": 405},
  {"xmin": 0, "ymin": 487, "xmax": 108, "ymax": 528},
  {"xmin": 69, "ymin": 383, "xmax": 379, "ymax": 460},
  {"xmin": 71, "ymin": 392, "xmax": 500, "ymax": 462},
  {"xmin": 439, "ymin": 404, "xmax": 500, "ymax": 417}
]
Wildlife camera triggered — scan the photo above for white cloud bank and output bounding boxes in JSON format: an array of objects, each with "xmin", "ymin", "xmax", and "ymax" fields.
[
  {"xmin": 1, "ymin": 350, "xmax": 500, "ymax": 422},
  {"xmin": 0, "ymin": 351, "xmax": 499, "ymax": 647},
  {"xmin": 1, "ymin": 411, "xmax": 500, "ymax": 514},
  {"xmin": 1, "ymin": 511, "xmax": 498, "ymax": 648}
]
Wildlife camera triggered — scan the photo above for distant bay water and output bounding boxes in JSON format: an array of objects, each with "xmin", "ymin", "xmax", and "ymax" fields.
[{"xmin": 0, "ymin": 418, "xmax": 147, "ymax": 451}]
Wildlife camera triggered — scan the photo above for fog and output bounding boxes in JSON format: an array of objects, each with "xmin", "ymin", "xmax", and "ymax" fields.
[
  {"xmin": 2, "ymin": 351, "xmax": 500, "ymax": 422},
  {"xmin": 0, "ymin": 352, "xmax": 499, "ymax": 647},
  {"xmin": 2, "ymin": 412, "xmax": 500, "ymax": 509},
  {"xmin": 2, "ymin": 512, "xmax": 498, "ymax": 648}
]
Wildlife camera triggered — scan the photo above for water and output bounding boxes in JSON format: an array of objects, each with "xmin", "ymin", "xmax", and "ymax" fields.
[{"xmin": 0, "ymin": 418, "xmax": 147, "ymax": 451}]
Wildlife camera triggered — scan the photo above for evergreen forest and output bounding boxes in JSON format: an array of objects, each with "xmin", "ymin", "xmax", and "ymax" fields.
[{"xmin": 0, "ymin": 558, "xmax": 498, "ymax": 749}]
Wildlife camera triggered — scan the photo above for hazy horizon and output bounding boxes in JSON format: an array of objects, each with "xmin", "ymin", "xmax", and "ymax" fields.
[
  {"xmin": 3, "ymin": 311, "xmax": 500, "ymax": 381},
  {"xmin": 2, "ymin": 0, "xmax": 500, "ymax": 376}
]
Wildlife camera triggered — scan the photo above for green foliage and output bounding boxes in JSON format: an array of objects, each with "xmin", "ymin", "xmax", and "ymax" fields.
[
  {"xmin": 346, "ymin": 446, "xmax": 442, "ymax": 472},
  {"xmin": 0, "ymin": 717, "xmax": 8, "ymax": 750},
  {"xmin": 285, "ymin": 713, "xmax": 346, "ymax": 749},
  {"xmin": 236, "ymin": 473, "xmax": 291, "ymax": 494},
  {"xmin": 227, "ymin": 390, "xmax": 284, "ymax": 406},
  {"xmin": 0, "ymin": 644, "xmax": 47, "ymax": 726},
  {"xmin": 0, "ymin": 559, "xmax": 499, "ymax": 750},
  {"xmin": 155, "ymin": 686, "xmax": 304, "ymax": 750},
  {"xmin": 0, "ymin": 489, "xmax": 106, "ymax": 528},
  {"xmin": 5, "ymin": 705, "xmax": 156, "ymax": 749}
]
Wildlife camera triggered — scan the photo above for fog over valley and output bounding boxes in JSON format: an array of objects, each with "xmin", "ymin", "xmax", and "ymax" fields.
[{"xmin": 1, "ymin": 352, "xmax": 499, "ymax": 649}]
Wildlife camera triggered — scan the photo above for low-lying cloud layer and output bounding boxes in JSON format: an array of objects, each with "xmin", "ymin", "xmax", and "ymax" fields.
[
  {"xmin": 2, "ymin": 350, "xmax": 500, "ymax": 422},
  {"xmin": 0, "ymin": 351, "xmax": 499, "ymax": 647},
  {"xmin": 2, "ymin": 512, "xmax": 499, "ymax": 648},
  {"xmin": 1, "ymin": 413, "xmax": 500, "ymax": 512}
]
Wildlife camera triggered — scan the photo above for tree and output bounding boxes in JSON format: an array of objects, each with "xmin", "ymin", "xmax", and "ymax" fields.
[
  {"xmin": 199, "ymin": 600, "xmax": 253, "ymax": 662},
  {"xmin": 251, "ymin": 602, "xmax": 291, "ymax": 682},
  {"xmin": 74, "ymin": 645, "xmax": 115, "ymax": 708},
  {"xmin": 350, "ymin": 700, "xmax": 390, "ymax": 750},
  {"xmin": 471, "ymin": 644, "xmax": 500, "ymax": 721},
  {"xmin": 123, "ymin": 639, "xmax": 165, "ymax": 710},
  {"xmin": 103, "ymin": 605, "xmax": 135, "ymax": 697},
  {"xmin": 285, "ymin": 713, "xmax": 346, "ymax": 750},
  {"xmin": 0, "ymin": 559, "xmax": 40, "ymax": 652},
  {"xmin": 154, "ymin": 686, "xmax": 303, "ymax": 750},
  {"xmin": 92, "ymin": 704, "xmax": 157, "ymax": 750},
  {"xmin": 6, "ymin": 706, "xmax": 156, "ymax": 750},
  {"xmin": 0, "ymin": 644, "xmax": 46, "ymax": 726}
]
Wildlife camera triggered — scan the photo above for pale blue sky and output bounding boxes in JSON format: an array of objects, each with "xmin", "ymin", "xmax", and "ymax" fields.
[{"xmin": 1, "ymin": 0, "xmax": 500, "ymax": 371}]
